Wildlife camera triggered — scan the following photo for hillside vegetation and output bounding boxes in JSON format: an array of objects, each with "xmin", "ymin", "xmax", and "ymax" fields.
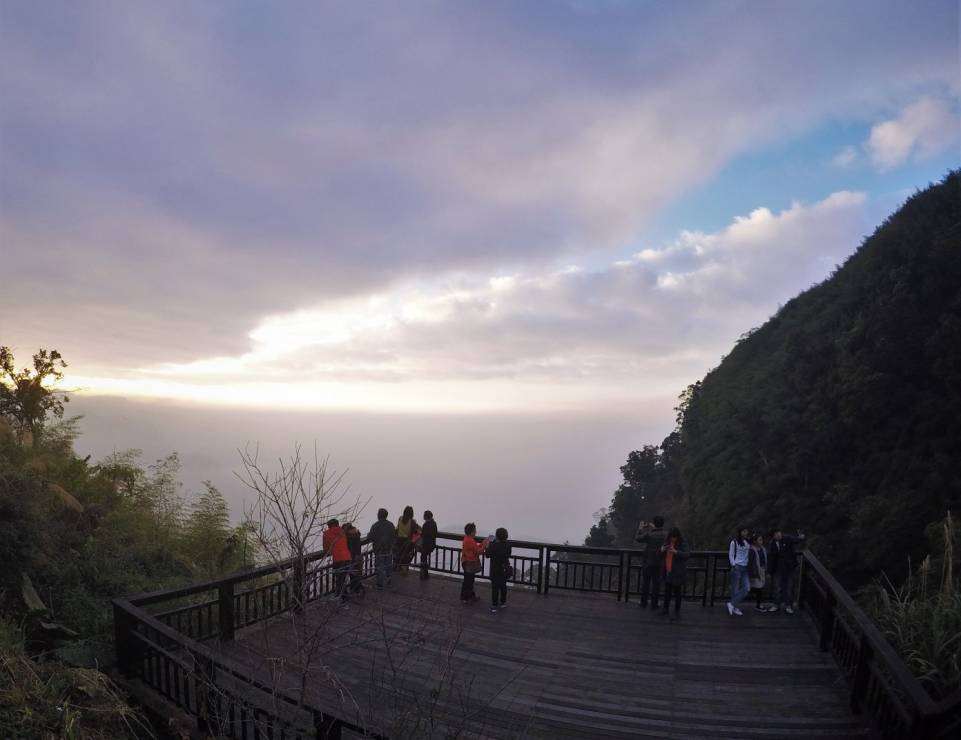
[
  {"xmin": 0, "ymin": 346, "xmax": 256, "ymax": 738},
  {"xmin": 590, "ymin": 171, "xmax": 961, "ymax": 585}
]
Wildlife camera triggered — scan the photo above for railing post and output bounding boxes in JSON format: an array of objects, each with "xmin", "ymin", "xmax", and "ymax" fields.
[
  {"xmin": 535, "ymin": 545, "xmax": 544, "ymax": 594},
  {"xmin": 819, "ymin": 590, "xmax": 836, "ymax": 652},
  {"xmin": 701, "ymin": 554, "xmax": 708, "ymax": 607},
  {"xmin": 218, "ymin": 581, "xmax": 235, "ymax": 641},
  {"xmin": 193, "ymin": 650, "xmax": 217, "ymax": 734},
  {"xmin": 624, "ymin": 552, "xmax": 632, "ymax": 603},
  {"xmin": 708, "ymin": 554, "xmax": 717, "ymax": 607},
  {"xmin": 113, "ymin": 600, "xmax": 134, "ymax": 676},
  {"xmin": 617, "ymin": 551, "xmax": 625, "ymax": 601},
  {"xmin": 798, "ymin": 555, "xmax": 808, "ymax": 610},
  {"xmin": 543, "ymin": 547, "xmax": 551, "ymax": 595},
  {"xmin": 314, "ymin": 709, "xmax": 343, "ymax": 739},
  {"xmin": 850, "ymin": 634, "xmax": 873, "ymax": 713}
]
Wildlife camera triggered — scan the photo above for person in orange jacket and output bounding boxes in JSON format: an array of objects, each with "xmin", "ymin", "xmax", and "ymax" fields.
[
  {"xmin": 323, "ymin": 519, "xmax": 353, "ymax": 606},
  {"xmin": 460, "ymin": 522, "xmax": 489, "ymax": 604}
]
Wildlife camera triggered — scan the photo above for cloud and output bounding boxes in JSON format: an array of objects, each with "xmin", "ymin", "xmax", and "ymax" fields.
[
  {"xmin": 78, "ymin": 188, "xmax": 870, "ymax": 412},
  {"xmin": 867, "ymin": 96, "xmax": 960, "ymax": 170},
  {"xmin": 1, "ymin": 1, "xmax": 955, "ymax": 381},
  {"xmin": 831, "ymin": 145, "xmax": 859, "ymax": 168}
]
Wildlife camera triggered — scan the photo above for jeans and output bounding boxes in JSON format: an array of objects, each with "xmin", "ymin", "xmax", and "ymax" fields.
[
  {"xmin": 490, "ymin": 577, "xmax": 507, "ymax": 607},
  {"xmin": 776, "ymin": 568, "xmax": 797, "ymax": 607},
  {"xmin": 375, "ymin": 552, "xmax": 392, "ymax": 588},
  {"xmin": 640, "ymin": 564, "xmax": 661, "ymax": 608},
  {"xmin": 461, "ymin": 572, "xmax": 476, "ymax": 601},
  {"xmin": 730, "ymin": 564, "xmax": 750, "ymax": 606}
]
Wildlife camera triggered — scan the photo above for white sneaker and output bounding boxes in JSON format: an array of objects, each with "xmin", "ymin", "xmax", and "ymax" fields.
[
  {"xmin": 732, "ymin": 607, "xmax": 743, "ymax": 616},
  {"xmin": 785, "ymin": 606, "xmax": 794, "ymax": 615},
  {"xmin": 726, "ymin": 602, "xmax": 734, "ymax": 616}
]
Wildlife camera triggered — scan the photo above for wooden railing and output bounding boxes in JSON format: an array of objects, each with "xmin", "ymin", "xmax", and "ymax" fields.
[
  {"xmin": 114, "ymin": 543, "xmax": 382, "ymax": 739},
  {"xmin": 798, "ymin": 550, "xmax": 959, "ymax": 739},
  {"xmin": 114, "ymin": 533, "xmax": 960, "ymax": 739}
]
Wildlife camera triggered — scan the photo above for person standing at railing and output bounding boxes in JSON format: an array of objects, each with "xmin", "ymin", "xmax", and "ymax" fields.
[
  {"xmin": 487, "ymin": 527, "xmax": 512, "ymax": 614},
  {"xmin": 368, "ymin": 508, "xmax": 396, "ymax": 590},
  {"xmin": 343, "ymin": 523, "xmax": 366, "ymax": 595},
  {"xmin": 395, "ymin": 505, "xmax": 421, "ymax": 576},
  {"xmin": 635, "ymin": 516, "xmax": 667, "ymax": 611},
  {"xmin": 748, "ymin": 532, "xmax": 770, "ymax": 612},
  {"xmin": 323, "ymin": 519, "xmax": 353, "ymax": 608},
  {"xmin": 658, "ymin": 527, "xmax": 689, "ymax": 621},
  {"xmin": 419, "ymin": 510, "xmax": 438, "ymax": 580},
  {"xmin": 727, "ymin": 527, "xmax": 751, "ymax": 616},
  {"xmin": 460, "ymin": 522, "xmax": 488, "ymax": 604},
  {"xmin": 768, "ymin": 528, "xmax": 805, "ymax": 614}
]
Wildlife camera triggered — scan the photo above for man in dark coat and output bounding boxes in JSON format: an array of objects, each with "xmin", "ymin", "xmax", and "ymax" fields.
[
  {"xmin": 368, "ymin": 508, "xmax": 396, "ymax": 590},
  {"xmin": 768, "ymin": 528, "xmax": 805, "ymax": 614},
  {"xmin": 635, "ymin": 516, "xmax": 666, "ymax": 609}
]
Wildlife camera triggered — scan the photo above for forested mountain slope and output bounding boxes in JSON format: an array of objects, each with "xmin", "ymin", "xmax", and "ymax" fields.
[{"xmin": 594, "ymin": 171, "xmax": 961, "ymax": 584}]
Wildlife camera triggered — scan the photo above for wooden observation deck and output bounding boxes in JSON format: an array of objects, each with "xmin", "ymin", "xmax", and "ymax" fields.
[{"xmin": 113, "ymin": 534, "xmax": 960, "ymax": 739}]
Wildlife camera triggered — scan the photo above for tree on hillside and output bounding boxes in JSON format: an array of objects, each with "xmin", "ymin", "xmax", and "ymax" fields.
[
  {"xmin": 0, "ymin": 346, "xmax": 69, "ymax": 440},
  {"xmin": 608, "ymin": 445, "xmax": 660, "ymax": 545}
]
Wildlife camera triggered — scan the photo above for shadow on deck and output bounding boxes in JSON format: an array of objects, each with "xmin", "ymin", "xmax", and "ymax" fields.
[{"xmin": 220, "ymin": 574, "xmax": 872, "ymax": 739}]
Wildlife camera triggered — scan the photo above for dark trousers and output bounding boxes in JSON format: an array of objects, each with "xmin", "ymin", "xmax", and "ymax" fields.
[
  {"xmin": 461, "ymin": 572, "xmax": 476, "ymax": 601},
  {"xmin": 750, "ymin": 586, "xmax": 764, "ymax": 608},
  {"xmin": 491, "ymin": 576, "xmax": 507, "ymax": 606},
  {"xmin": 348, "ymin": 556, "xmax": 364, "ymax": 593},
  {"xmin": 661, "ymin": 581, "xmax": 682, "ymax": 614},
  {"xmin": 420, "ymin": 546, "xmax": 434, "ymax": 579},
  {"xmin": 640, "ymin": 564, "xmax": 661, "ymax": 608},
  {"xmin": 332, "ymin": 560, "xmax": 352, "ymax": 600},
  {"xmin": 776, "ymin": 568, "xmax": 797, "ymax": 606}
]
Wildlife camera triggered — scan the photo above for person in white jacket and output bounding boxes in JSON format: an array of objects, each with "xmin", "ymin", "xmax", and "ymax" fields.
[{"xmin": 727, "ymin": 527, "xmax": 751, "ymax": 616}]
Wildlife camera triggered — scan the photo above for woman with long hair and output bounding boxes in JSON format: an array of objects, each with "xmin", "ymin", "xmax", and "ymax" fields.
[
  {"xmin": 727, "ymin": 526, "xmax": 751, "ymax": 616},
  {"xmin": 658, "ymin": 526, "xmax": 690, "ymax": 621},
  {"xmin": 395, "ymin": 505, "xmax": 420, "ymax": 576},
  {"xmin": 748, "ymin": 531, "xmax": 770, "ymax": 612},
  {"xmin": 486, "ymin": 527, "xmax": 512, "ymax": 614}
]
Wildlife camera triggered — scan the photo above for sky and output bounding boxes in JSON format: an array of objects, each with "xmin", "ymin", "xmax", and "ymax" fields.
[{"xmin": 2, "ymin": 1, "xmax": 959, "ymax": 542}]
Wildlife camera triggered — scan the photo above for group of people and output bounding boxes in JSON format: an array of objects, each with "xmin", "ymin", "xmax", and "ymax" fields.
[
  {"xmin": 727, "ymin": 526, "xmax": 805, "ymax": 616},
  {"xmin": 634, "ymin": 517, "xmax": 805, "ymax": 621},
  {"xmin": 325, "ymin": 507, "xmax": 514, "ymax": 615}
]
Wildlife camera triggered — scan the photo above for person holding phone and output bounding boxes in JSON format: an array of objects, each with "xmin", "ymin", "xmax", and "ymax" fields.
[
  {"xmin": 460, "ymin": 522, "xmax": 487, "ymax": 604},
  {"xmin": 635, "ymin": 516, "xmax": 666, "ymax": 610},
  {"xmin": 658, "ymin": 527, "xmax": 690, "ymax": 621}
]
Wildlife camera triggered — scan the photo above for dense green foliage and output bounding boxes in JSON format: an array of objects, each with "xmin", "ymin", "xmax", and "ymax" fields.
[
  {"xmin": 862, "ymin": 513, "xmax": 959, "ymax": 699},
  {"xmin": 0, "ymin": 347, "xmax": 257, "ymax": 737},
  {"xmin": 592, "ymin": 171, "xmax": 961, "ymax": 585}
]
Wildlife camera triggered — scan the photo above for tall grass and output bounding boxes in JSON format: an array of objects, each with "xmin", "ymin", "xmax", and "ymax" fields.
[{"xmin": 863, "ymin": 512, "xmax": 960, "ymax": 699}]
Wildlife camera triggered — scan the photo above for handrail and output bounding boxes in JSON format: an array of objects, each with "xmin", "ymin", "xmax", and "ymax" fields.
[
  {"xmin": 802, "ymin": 550, "xmax": 937, "ymax": 713},
  {"xmin": 798, "ymin": 550, "xmax": 960, "ymax": 738},
  {"xmin": 114, "ymin": 531, "xmax": 958, "ymax": 739}
]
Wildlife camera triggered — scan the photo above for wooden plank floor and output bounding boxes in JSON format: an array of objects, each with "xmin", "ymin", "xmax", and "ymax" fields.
[{"xmin": 220, "ymin": 575, "xmax": 876, "ymax": 739}]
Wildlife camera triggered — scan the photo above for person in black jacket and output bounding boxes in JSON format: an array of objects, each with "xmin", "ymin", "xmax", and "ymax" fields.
[
  {"xmin": 635, "ymin": 516, "xmax": 666, "ymax": 610},
  {"xmin": 367, "ymin": 508, "xmax": 396, "ymax": 590},
  {"xmin": 420, "ymin": 510, "xmax": 438, "ymax": 580},
  {"xmin": 486, "ymin": 527, "xmax": 512, "ymax": 614},
  {"xmin": 768, "ymin": 527, "xmax": 805, "ymax": 614},
  {"xmin": 658, "ymin": 527, "xmax": 690, "ymax": 622},
  {"xmin": 343, "ymin": 523, "xmax": 366, "ymax": 595}
]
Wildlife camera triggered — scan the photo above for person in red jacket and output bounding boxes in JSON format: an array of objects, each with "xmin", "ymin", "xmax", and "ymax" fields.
[
  {"xmin": 323, "ymin": 519, "xmax": 353, "ymax": 607},
  {"xmin": 460, "ymin": 522, "xmax": 489, "ymax": 604}
]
